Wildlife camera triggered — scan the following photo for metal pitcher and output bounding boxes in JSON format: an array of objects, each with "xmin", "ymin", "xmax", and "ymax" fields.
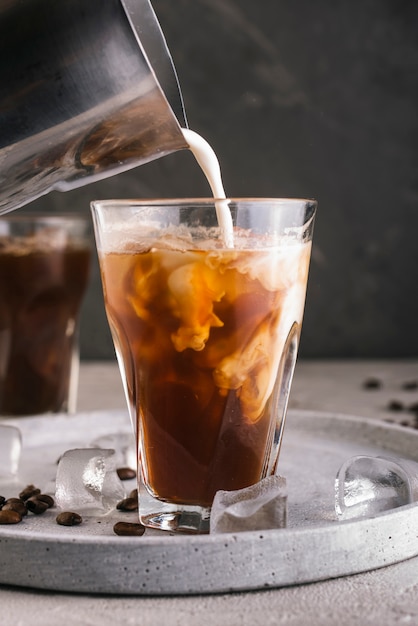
[{"xmin": 0, "ymin": 0, "xmax": 188, "ymax": 213}]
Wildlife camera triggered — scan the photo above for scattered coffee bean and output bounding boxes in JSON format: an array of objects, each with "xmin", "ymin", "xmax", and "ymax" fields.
[
  {"xmin": 113, "ymin": 521, "xmax": 145, "ymax": 536},
  {"xmin": 56, "ymin": 511, "xmax": 82, "ymax": 526},
  {"xmin": 116, "ymin": 497, "xmax": 138, "ymax": 512},
  {"xmin": 0, "ymin": 509, "xmax": 22, "ymax": 524},
  {"xmin": 36, "ymin": 494, "xmax": 55, "ymax": 508},
  {"xmin": 0, "ymin": 495, "xmax": 5, "ymax": 507},
  {"xmin": 19, "ymin": 485, "xmax": 41, "ymax": 501},
  {"xmin": 402, "ymin": 381, "xmax": 418, "ymax": 391},
  {"xmin": 117, "ymin": 467, "xmax": 137, "ymax": 481},
  {"xmin": 129, "ymin": 488, "xmax": 138, "ymax": 499},
  {"xmin": 3, "ymin": 498, "xmax": 27, "ymax": 516},
  {"xmin": 362, "ymin": 377, "xmax": 382, "ymax": 390},
  {"xmin": 387, "ymin": 400, "xmax": 405, "ymax": 412},
  {"xmin": 26, "ymin": 497, "xmax": 49, "ymax": 515},
  {"xmin": 407, "ymin": 402, "xmax": 418, "ymax": 414}
]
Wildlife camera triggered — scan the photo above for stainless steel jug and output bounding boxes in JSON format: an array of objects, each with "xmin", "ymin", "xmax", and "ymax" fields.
[{"xmin": 0, "ymin": 0, "xmax": 189, "ymax": 213}]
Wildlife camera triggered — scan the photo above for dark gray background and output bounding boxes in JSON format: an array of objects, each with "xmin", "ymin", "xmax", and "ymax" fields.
[{"xmin": 28, "ymin": 0, "xmax": 418, "ymax": 359}]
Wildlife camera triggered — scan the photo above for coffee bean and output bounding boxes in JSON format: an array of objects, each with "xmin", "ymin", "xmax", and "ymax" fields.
[
  {"xmin": 402, "ymin": 381, "xmax": 418, "ymax": 391},
  {"xmin": 0, "ymin": 509, "xmax": 22, "ymax": 524},
  {"xmin": 56, "ymin": 511, "xmax": 82, "ymax": 526},
  {"xmin": 3, "ymin": 498, "xmax": 27, "ymax": 516},
  {"xmin": 0, "ymin": 495, "xmax": 5, "ymax": 507},
  {"xmin": 116, "ymin": 467, "xmax": 137, "ymax": 480},
  {"xmin": 36, "ymin": 494, "xmax": 55, "ymax": 508},
  {"xmin": 362, "ymin": 377, "xmax": 382, "ymax": 390},
  {"xmin": 387, "ymin": 400, "xmax": 404, "ymax": 412},
  {"xmin": 19, "ymin": 485, "xmax": 41, "ymax": 501},
  {"xmin": 116, "ymin": 497, "xmax": 138, "ymax": 512},
  {"xmin": 113, "ymin": 521, "xmax": 145, "ymax": 536},
  {"xmin": 26, "ymin": 497, "xmax": 49, "ymax": 515},
  {"xmin": 129, "ymin": 488, "xmax": 138, "ymax": 499}
]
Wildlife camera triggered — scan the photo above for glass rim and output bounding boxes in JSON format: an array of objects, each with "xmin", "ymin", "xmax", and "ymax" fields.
[
  {"xmin": 91, "ymin": 197, "xmax": 317, "ymax": 207},
  {"xmin": 0, "ymin": 212, "xmax": 89, "ymax": 223}
]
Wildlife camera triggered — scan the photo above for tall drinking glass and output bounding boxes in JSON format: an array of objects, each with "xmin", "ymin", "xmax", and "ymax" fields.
[
  {"xmin": 0, "ymin": 214, "xmax": 91, "ymax": 416},
  {"xmin": 91, "ymin": 198, "xmax": 316, "ymax": 532}
]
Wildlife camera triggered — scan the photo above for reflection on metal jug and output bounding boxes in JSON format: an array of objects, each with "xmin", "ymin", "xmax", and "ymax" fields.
[{"xmin": 0, "ymin": 0, "xmax": 188, "ymax": 213}]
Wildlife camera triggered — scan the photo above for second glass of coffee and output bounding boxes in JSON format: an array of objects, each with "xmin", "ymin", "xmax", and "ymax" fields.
[
  {"xmin": 91, "ymin": 198, "xmax": 316, "ymax": 532},
  {"xmin": 0, "ymin": 214, "xmax": 91, "ymax": 416}
]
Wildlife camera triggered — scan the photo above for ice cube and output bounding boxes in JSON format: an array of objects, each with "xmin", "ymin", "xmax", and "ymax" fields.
[
  {"xmin": 0, "ymin": 424, "xmax": 22, "ymax": 478},
  {"xmin": 210, "ymin": 475, "xmax": 287, "ymax": 533},
  {"xmin": 55, "ymin": 448, "xmax": 126, "ymax": 515},
  {"xmin": 335, "ymin": 455, "xmax": 418, "ymax": 521}
]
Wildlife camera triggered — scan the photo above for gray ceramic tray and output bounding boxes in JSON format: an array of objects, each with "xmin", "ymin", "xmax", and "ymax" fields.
[{"xmin": 1, "ymin": 409, "xmax": 418, "ymax": 596}]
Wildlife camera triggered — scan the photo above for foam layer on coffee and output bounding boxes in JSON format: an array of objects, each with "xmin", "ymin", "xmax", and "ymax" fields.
[
  {"xmin": 97, "ymin": 220, "xmax": 307, "ymax": 256},
  {"xmin": 0, "ymin": 229, "xmax": 77, "ymax": 255}
]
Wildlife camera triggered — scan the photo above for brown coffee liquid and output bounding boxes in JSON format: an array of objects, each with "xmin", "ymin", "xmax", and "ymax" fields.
[
  {"xmin": 0, "ymin": 243, "xmax": 90, "ymax": 415},
  {"xmin": 101, "ymin": 244, "xmax": 310, "ymax": 507}
]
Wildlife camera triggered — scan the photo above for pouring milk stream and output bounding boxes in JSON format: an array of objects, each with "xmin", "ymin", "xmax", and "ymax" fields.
[{"xmin": 181, "ymin": 129, "xmax": 235, "ymax": 248}]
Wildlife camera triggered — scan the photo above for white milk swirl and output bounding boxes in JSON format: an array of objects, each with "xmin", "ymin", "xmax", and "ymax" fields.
[{"xmin": 182, "ymin": 129, "xmax": 234, "ymax": 248}]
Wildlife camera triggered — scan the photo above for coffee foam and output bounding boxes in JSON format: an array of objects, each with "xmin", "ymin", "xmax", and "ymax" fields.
[{"xmin": 0, "ymin": 229, "xmax": 73, "ymax": 255}]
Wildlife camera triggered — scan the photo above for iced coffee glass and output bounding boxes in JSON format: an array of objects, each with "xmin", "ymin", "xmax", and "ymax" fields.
[
  {"xmin": 0, "ymin": 214, "xmax": 91, "ymax": 416},
  {"xmin": 91, "ymin": 198, "xmax": 316, "ymax": 532}
]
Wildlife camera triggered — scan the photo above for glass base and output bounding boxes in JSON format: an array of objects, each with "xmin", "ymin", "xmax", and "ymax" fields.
[{"xmin": 138, "ymin": 484, "xmax": 211, "ymax": 533}]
